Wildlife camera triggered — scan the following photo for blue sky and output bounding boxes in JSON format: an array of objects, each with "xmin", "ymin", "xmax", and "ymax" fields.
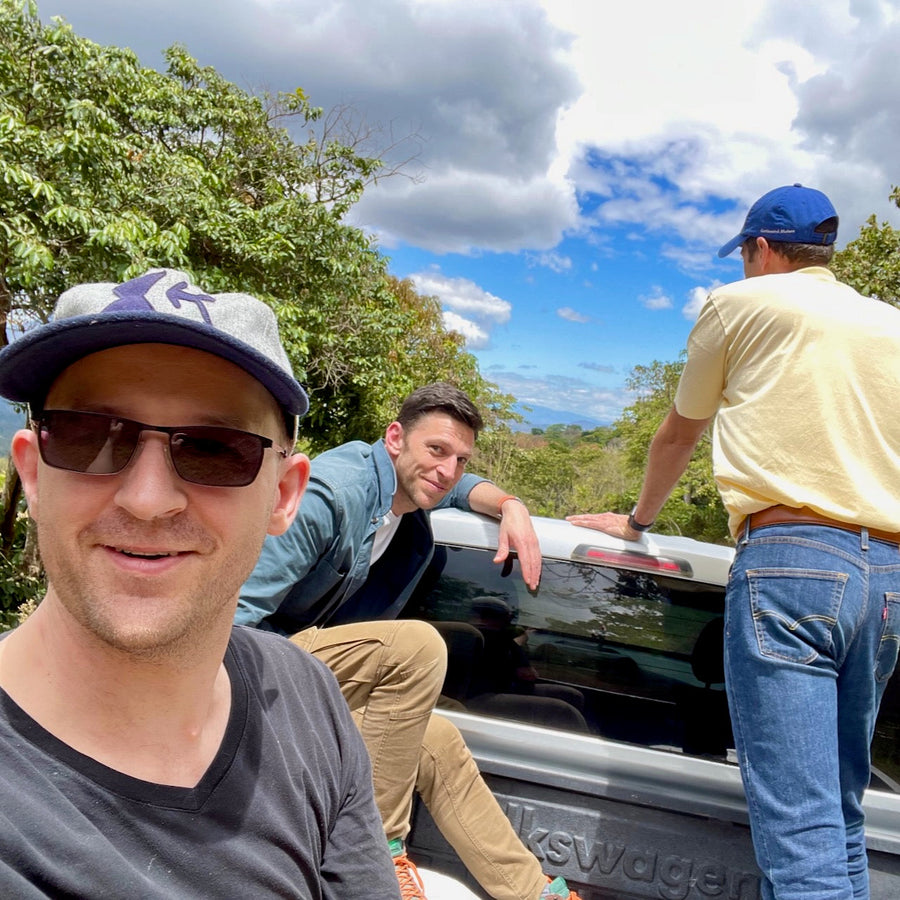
[
  {"xmin": 40, "ymin": 0, "xmax": 900, "ymax": 424},
  {"xmin": 386, "ymin": 216, "xmax": 724, "ymax": 422}
]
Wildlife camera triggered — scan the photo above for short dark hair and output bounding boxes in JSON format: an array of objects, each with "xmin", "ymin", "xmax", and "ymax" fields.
[
  {"xmin": 743, "ymin": 237, "xmax": 835, "ymax": 266},
  {"xmin": 396, "ymin": 383, "xmax": 484, "ymax": 437},
  {"xmin": 772, "ymin": 241, "xmax": 835, "ymax": 265}
]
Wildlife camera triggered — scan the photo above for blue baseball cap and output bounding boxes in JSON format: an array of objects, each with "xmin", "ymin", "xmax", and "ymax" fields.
[
  {"xmin": 0, "ymin": 268, "xmax": 309, "ymax": 419},
  {"xmin": 717, "ymin": 184, "xmax": 838, "ymax": 258}
]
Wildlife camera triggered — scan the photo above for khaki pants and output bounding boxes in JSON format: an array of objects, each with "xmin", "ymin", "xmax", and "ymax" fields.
[{"xmin": 291, "ymin": 620, "xmax": 546, "ymax": 900}]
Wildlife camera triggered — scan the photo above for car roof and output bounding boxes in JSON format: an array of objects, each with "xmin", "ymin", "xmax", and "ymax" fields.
[{"xmin": 430, "ymin": 507, "xmax": 735, "ymax": 588}]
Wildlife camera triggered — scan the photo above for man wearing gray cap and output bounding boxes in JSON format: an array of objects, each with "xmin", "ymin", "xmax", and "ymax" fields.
[
  {"xmin": 569, "ymin": 185, "xmax": 900, "ymax": 899},
  {"xmin": 0, "ymin": 268, "xmax": 400, "ymax": 898}
]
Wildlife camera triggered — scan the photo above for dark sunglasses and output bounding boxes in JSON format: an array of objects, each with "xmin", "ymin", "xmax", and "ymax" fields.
[{"xmin": 35, "ymin": 409, "xmax": 289, "ymax": 487}]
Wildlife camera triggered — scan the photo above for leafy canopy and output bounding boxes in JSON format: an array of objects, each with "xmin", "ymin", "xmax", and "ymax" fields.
[
  {"xmin": 0, "ymin": 0, "xmax": 511, "ymax": 618},
  {"xmin": 0, "ymin": 0, "xmax": 500, "ymax": 452},
  {"xmin": 831, "ymin": 186, "xmax": 900, "ymax": 308}
]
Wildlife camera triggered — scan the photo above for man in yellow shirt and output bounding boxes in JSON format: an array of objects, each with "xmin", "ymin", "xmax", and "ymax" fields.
[{"xmin": 569, "ymin": 185, "xmax": 900, "ymax": 900}]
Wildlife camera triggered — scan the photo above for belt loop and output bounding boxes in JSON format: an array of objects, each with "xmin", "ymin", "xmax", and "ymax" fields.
[
  {"xmin": 861, "ymin": 527, "xmax": 869, "ymax": 552},
  {"xmin": 740, "ymin": 515, "xmax": 751, "ymax": 546}
]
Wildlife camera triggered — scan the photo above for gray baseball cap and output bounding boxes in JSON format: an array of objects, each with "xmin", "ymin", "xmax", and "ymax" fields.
[{"xmin": 0, "ymin": 268, "xmax": 309, "ymax": 418}]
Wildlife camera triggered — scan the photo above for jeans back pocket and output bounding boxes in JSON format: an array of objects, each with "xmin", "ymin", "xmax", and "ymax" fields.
[
  {"xmin": 876, "ymin": 593, "xmax": 900, "ymax": 683},
  {"xmin": 747, "ymin": 568, "xmax": 848, "ymax": 665}
]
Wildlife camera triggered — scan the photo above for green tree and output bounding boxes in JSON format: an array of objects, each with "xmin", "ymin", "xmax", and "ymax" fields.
[
  {"xmin": 610, "ymin": 360, "xmax": 729, "ymax": 543},
  {"xmin": 303, "ymin": 274, "xmax": 505, "ymax": 447},
  {"xmin": 831, "ymin": 186, "xmax": 900, "ymax": 307},
  {"xmin": 569, "ymin": 438, "xmax": 628, "ymax": 516},
  {"xmin": 476, "ymin": 426, "xmax": 626, "ymax": 520},
  {"xmin": 0, "ymin": 0, "xmax": 489, "ymax": 449},
  {"xmin": 542, "ymin": 423, "xmax": 584, "ymax": 447},
  {"xmin": 0, "ymin": 0, "xmax": 502, "ymax": 614},
  {"xmin": 506, "ymin": 441, "xmax": 576, "ymax": 518}
]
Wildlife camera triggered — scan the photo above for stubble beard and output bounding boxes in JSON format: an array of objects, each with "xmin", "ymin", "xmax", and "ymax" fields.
[
  {"xmin": 395, "ymin": 464, "xmax": 447, "ymax": 513},
  {"xmin": 37, "ymin": 513, "xmax": 261, "ymax": 664}
]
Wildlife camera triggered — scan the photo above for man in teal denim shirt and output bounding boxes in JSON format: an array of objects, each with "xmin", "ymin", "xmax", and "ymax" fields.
[
  {"xmin": 238, "ymin": 384, "xmax": 580, "ymax": 900},
  {"xmin": 236, "ymin": 438, "xmax": 485, "ymax": 631}
]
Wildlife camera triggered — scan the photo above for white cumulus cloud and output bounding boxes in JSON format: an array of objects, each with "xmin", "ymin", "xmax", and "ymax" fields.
[
  {"xmin": 640, "ymin": 288, "xmax": 673, "ymax": 311},
  {"xmin": 557, "ymin": 306, "xmax": 590, "ymax": 323},
  {"xmin": 442, "ymin": 311, "xmax": 491, "ymax": 348},
  {"xmin": 411, "ymin": 270, "xmax": 511, "ymax": 349}
]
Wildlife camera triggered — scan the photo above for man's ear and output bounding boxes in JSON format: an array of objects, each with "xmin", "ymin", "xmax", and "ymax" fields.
[
  {"xmin": 267, "ymin": 453, "xmax": 310, "ymax": 536},
  {"xmin": 757, "ymin": 238, "xmax": 797, "ymax": 275},
  {"xmin": 11, "ymin": 429, "xmax": 40, "ymax": 523},
  {"xmin": 383, "ymin": 421, "xmax": 404, "ymax": 461}
]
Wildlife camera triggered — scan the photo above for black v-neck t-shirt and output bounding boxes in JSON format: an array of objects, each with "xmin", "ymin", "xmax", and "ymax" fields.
[{"xmin": 0, "ymin": 627, "xmax": 399, "ymax": 899}]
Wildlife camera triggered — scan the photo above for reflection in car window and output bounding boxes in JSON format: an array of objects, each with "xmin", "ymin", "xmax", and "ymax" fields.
[
  {"xmin": 406, "ymin": 544, "xmax": 899, "ymax": 789},
  {"xmin": 406, "ymin": 544, "xmax": 732, "ymax": 756}
]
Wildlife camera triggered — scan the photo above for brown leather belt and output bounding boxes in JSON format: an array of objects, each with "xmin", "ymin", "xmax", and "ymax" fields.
[{"xmin": 748, "ymin": 505, "xmax": 900, "ymax": 546}]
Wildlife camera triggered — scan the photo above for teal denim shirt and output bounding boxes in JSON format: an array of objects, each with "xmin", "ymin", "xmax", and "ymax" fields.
[{"xmin": 236, "ymin": 439, "xmax": 484, "ymax": 633}]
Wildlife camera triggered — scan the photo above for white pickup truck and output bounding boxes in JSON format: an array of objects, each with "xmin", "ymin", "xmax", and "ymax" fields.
[{"xmin": 404, "ymin": 509, "xmax": 900, "ymax": 899}]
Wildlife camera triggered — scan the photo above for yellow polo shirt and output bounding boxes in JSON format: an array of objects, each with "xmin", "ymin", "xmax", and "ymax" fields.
[{"xmin": 675, "ymin": 267, "xmax": 900, "ymax": 537}]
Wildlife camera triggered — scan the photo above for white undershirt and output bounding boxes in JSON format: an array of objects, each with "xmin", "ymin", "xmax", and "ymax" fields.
[{"xmin": 370, "ymin": 509, "xmax": 402, "ymax": 564}]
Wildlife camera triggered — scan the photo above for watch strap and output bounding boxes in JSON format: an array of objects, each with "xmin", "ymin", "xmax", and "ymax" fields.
[{"xmin": 627, "ymin": 507, "xmax": 654, "ymax": 532}]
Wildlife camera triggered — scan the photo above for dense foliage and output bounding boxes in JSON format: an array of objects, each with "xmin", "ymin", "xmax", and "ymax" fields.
[
  {"xmin": 608, "ymin": 361, "xmax": 728, "ymax": 542},
  {"xmin": 0, "ymin": 0, "xmax": 501, "ymax": 449},
  {"xmin": 832, "ymin": 186, "xmax": 900, "ymax": 308},
  {"xmin": 0, "ymin": 0, "xmax": 506, "ymax": 619},
  {"xmin": 503, "ymin": 362, "xmax": 729, "ymax": 544}
]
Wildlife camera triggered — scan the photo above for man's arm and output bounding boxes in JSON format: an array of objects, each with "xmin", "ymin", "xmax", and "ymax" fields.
[
  {"xmin": 567, "ymin": 408, "xmax": 712, "ymax": 540},
  {"xmin": 466, "ymin": 481, "xmax": 541, "ymax": 590}
]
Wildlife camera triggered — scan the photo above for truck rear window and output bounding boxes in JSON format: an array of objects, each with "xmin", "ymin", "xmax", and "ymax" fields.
[{"xmin": 404, "ymin": 543, "xmax": 900, "ymax": 791}]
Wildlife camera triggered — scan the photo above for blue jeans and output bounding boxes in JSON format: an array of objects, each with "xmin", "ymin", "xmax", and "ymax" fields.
[{"xmin": 725, "ymin": 523, "xmax": 900, "ymax": 900}]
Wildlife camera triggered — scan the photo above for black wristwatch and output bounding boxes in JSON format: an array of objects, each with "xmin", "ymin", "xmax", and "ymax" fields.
[{"xmin": 627, "ymin": 506, "xmax": 654, "ymax": 533}]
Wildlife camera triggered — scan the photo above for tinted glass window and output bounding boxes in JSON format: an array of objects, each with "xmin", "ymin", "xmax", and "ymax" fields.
[
  {"xmin": 405, "ymin": 544, "xmax": 732, "ymax": 757},
  {"xmin": 873, "ymin": 677, "xmax": 900, "ymax": 791},
  {"xmin": 406, "ymin": 543, "xmax": 900, "ymax": 791}
]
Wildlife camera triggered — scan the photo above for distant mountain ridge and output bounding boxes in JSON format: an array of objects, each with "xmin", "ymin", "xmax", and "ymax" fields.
[{"xmin": 511, "ymin": 403, "xmax": 606, "ymax": 432}]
